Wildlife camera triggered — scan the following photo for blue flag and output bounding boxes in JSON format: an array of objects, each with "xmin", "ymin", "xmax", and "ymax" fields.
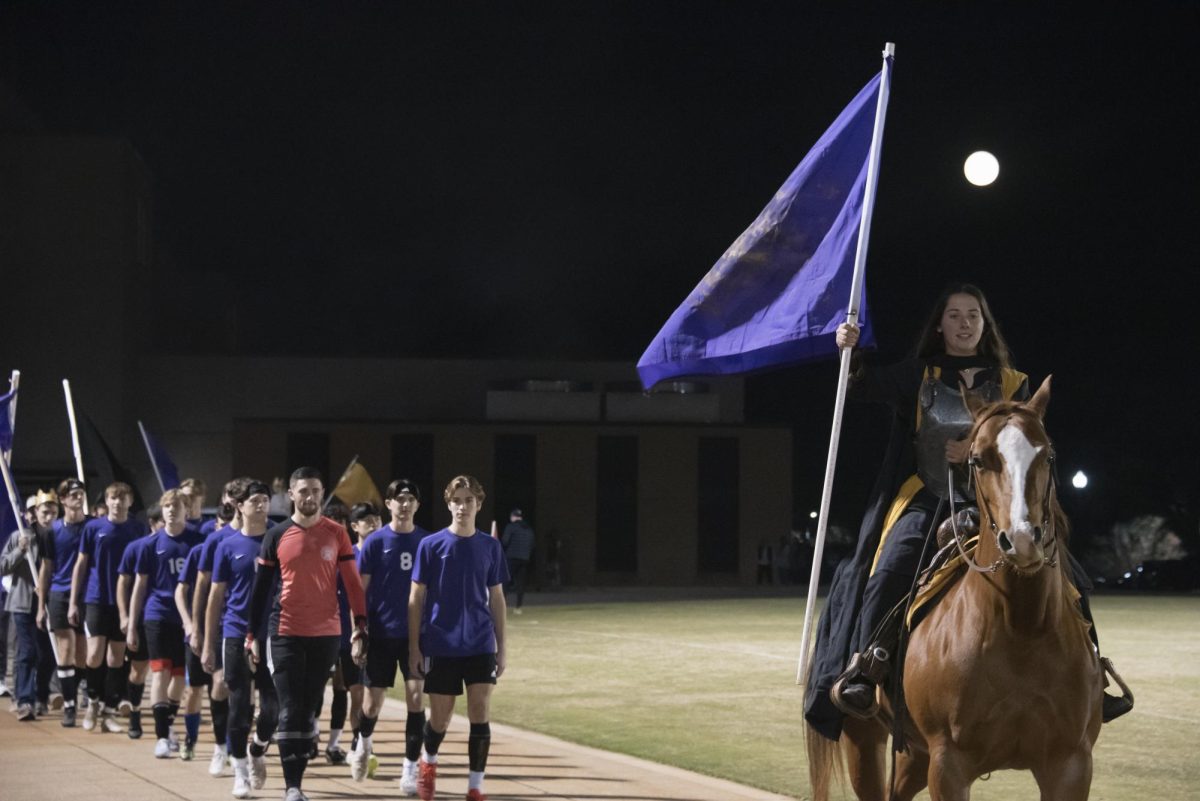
[
  {"xmin": 139, "ymin": 421, "xmax": 181, "ymax": 491},
  {"xmin": 0, "ymin": 388, "xmax": 15, "ymax": 454},
  {"xmin": 638, "ymin": 58, "xmax": 891, "ymax": 388}
]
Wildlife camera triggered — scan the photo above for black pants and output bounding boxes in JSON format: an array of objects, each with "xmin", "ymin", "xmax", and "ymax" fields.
[
  {"xmin": 507, "ymin": 558, "xmax": 529, "ymax": 608},
  {"xmin": 269, "ymin": 635, "xmax": 338, "ymax": 741},
  {"xmin": 225, "ymin": 637, "xmax": 278, "ymax": 759},
  {"xmin": 852, "ymin": 491, "xmax": 944, "ymax": 655}
]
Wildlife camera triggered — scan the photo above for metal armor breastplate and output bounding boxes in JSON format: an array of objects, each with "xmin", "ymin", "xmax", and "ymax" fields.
[{"xmin": 915, "ymin": 373, "xmax": 1002, "ymax": 501}]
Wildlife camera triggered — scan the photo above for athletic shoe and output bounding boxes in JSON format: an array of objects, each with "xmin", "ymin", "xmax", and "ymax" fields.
[
  {"xmin": 101, "ymin": 711, "xmax": 124, "ymax": 734},
  {"xmin": 283, "ymin": 788, "xmax": 309, "ymax": 801},
  {"xmin": 250, "ymin": 754, "xmax": 267, "ymax": 789},
  {"xmin": 154, "ymin": 738, "xmax": 171, "ymax": 759},
  {"xmin": 16, "ymin": 703, "xmax": 36, "ymax": 721},
  {"xmin": 367, "ymin": 753, "xmax": 379, "ymax": 779},
  {"xmin": 307, "ymin": 736, "xmax": 320, "ymax": 761},
  {"xmin": 0, "ymin": 681, "xmax": 11, "ymax": 697},
  {"xmin": 118, "ymin": 698, "xmax": 132, "ymax": 715},
  {"xmin": 465, "ymin": 790, "xmax": 488, "ymax": 801},
  {"xmin": 36, "ymin": 701, "xmax": 50, "ymax": 716},
  {"xmin": 231, "ymin": 759, "xmax": 251, "ymax": 799},
  {"xmin": 127, "ymin": 710, "xmax": 143, "ymax": 739},
  {"xmin": 62, "ymin": 705, "xmax": 77, "ymax": 728},
  {"xmin": 181, "ymin": 743, "xmax": 196, "ymax": 761},
  {"xmin": 399, "ymin": 762, "xmax": 419, "ymax": 796},
  {"xmin": 82, "ymin": 703, "xmax": 98, "ymax": 731},
  {"xmin": 325, "ymin": 744, "xmax": 347, "ymax": 765},
  {"xmin": 169, "ymin": 730, "xmax": 180, "ymax": 752},
  {"xmin": 209, "ymin": 745, "xmax": 229, "ymax": 777},
  {"xmin": 349, "ymin": 746, "xmax": 368, "ymax": 782},
  {"xmin": 50, "ymin": 693, "xmax": 65, "ymax": 711},
  {"xmin": 417, "ymin": 759, "xmax": 436, "ymax": 801}
]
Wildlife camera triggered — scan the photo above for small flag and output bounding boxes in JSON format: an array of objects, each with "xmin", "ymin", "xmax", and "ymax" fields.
[
  {"xmin": 331, "ymin": 463, "xmax": 384, "ymax": 510},
  {"xmin": 637, "ymin": 58, "xmax": 891, "ymax": 388},
  {"xmin": 0, "ymin": 387, "xmax": 15, "ymax": 454},
  {"xmin": 138, "ymin": 421, "xmax": 181, "ymax": 491}
]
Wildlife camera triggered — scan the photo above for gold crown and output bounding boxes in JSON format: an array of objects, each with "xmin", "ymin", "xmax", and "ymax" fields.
[{"xmin": 34, "ymin": 489, "xmax": 59, "ymax": 507}]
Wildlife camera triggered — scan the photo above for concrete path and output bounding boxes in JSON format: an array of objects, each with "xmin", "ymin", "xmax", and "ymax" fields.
[{"xmin": 1, "ymin": 693, "xmax": 793, "ymax": 801}]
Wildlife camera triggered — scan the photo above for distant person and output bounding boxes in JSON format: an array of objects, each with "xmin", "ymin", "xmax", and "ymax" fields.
[
  {"xmin": 501, "ymin": 508, "xmax": 534, "ymax": 614},
  {"xmin": 115, "ymin": 522, "xmax": 154, "ymax": 739},
  {"xmin": 1, "ymin": 490, "xmax": 54, "ymax": 720},
  {"xmin": 269, "ymin": 477, "xmax": 291, "ymax": 517},
  {"xmin": 325, "ymin": 502, "xmax": 373, "ymax": 768},
  {"xmin": 756, "ymin": 539, "xmax": 773, "ymax": 585},
  {"xmin": 179, "ymin": 478, "xmax": 208, "ymax": 533},
  {"xmin": 246, "ymin": 467, "xmax": 366, "ymax": 801},
  {"xmin": 409, "ymin": 475, "xmax": 509, "ymax": 801}
]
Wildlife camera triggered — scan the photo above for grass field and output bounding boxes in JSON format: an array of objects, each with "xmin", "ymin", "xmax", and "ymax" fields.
[{"xmin": 471, "ymin": 592, "xmax": 1199, "ymax": 800}]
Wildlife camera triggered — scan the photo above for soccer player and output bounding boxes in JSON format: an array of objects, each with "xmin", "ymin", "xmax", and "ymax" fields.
[
  {"xmin": 179, "ymin": 478, "xmax": 208, "ymax": 533},
  {"xmin": 205, "ymin": 480, "xmax": 277, "ymax": 797},
  {"xmin": 246, "ymin": 467, "xmax": 367, "ymax": 801},
  {"xmin": 116, "ymin": 526, "xmax": 154, "ymax": 739},
  {"xmin": 176, "ymin": 539, "xmax": 209, "ymax": 759},
  {"xmin": 191, "ymin": 478, "xmax": 249, "ymax": 776},
  {"xmin": 409, "ymin": 475, "xmax": 508, "ymax": 801},
  {"xmin": 37, "ymin": 478, "xmax": 90, "ymax": 726},
  {"xmin": 326, "ymin": 502, "xmax": 373, "ymax": 768},
  {"xmin": 352, "ymin": 480, "xmax": 429, "ymax": 792},
  {"xmin": 128, "ymin": 489, "xmax": 205, "ymax": 757},
  {"xmin": 69, "ymin": 482, "xmax": 145, "ymax": 733}
]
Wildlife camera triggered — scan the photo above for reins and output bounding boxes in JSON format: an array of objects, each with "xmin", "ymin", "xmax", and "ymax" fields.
[{"xmin": 947, "ymin": 409, "xmax": 1059, "ymax": 573}]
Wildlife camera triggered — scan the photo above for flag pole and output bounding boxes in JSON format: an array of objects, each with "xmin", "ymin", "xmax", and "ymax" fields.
[
  {"xmin": 138, "ymin": 420, "xmax": 166, "ymax": 494},
  {"xmin": 324, "ymin": 454, "xmax": 360, "ymax": 510},
  {"xmin": 5, "ymin": 370, "xmax": 20, "ymax": 463},
  {"xmin": 3, "ymin": 370, "xmax": 38, "ymax": 587},
  {"xmin": 62, "ymin": 379, "xmax": 89, "ymax": 515},
  {"xmin": 796, "ymin": 42, "xmax": 894, "ymax": 685}
]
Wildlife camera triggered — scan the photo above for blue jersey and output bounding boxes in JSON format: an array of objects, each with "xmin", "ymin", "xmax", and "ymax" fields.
[
  {"xmin": 180, "ymin": 543, "xmax": 203, "ymax": 595},
  {"xmin": 136, "ymin": 528, "xmax": 206, "ymax": 624},
  {"xmin": 79, "ymin": 517, "xmax": 146, "ymax": 605},
  {"xmin": 198, "ymin": 524, "xmax": 237, "ymax": 574},
  {"xmin": 199, "ymin": 518, "xmax": 220, "ymax": 537},
  {"xmin": 412, "ymin": 529, "xmax": 508, "ymax": 657},
  {"xmin": 47, "ymin": 518, "xmax": 87, "ymax": 593},
  {"xmin": 358, "ymin": 525, "xmax": 428, "ymax": 638},
  {"xmin": 336, "ymin": 543, "xmax": 361, "ymax": 649},
  {"xmin": 212, "ymin": 531, "xmax": 267, "ymax": 639}
]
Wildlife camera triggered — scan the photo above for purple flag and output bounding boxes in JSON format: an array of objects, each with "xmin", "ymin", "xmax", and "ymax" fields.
[{"xmin": 638, "ymin": 58, "xmax": 890, "ymax": 388}]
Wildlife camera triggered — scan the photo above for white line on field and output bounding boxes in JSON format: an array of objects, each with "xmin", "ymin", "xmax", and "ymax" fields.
[{"xmin": 525, "ymin": 624, "xmax": 795, "ymax": 662}]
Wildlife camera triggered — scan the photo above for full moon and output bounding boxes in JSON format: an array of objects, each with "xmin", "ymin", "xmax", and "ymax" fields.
[{"xmin": 964, "ymin": 150, "xmax": 1000, "ymax": 186}]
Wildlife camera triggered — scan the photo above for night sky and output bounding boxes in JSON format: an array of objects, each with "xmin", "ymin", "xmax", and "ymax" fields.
[{"xmin": 4, "ymin": 3, "xmax": 1198, "ymax": 540}]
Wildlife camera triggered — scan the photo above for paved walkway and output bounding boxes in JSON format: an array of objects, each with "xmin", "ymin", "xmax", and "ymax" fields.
[{"xmin": 1, "ymin": 692, "xmax": 793, "ymax": 801}]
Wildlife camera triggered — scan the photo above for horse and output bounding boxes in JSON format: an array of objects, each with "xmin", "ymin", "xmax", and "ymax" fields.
[{"xmin": 807, "ymin": 376, "xmax": 1104, "ymax": 801}]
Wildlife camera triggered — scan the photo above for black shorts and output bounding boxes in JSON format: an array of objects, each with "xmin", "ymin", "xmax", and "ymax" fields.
[
  {"xmin": 48, "ymin": 591, "xmax": 81, "ymax": 632},
  {"xmin": 84, "ymin": 603, "xmax": 122, "ymax": 641},
  {"xmin": 186, "ymin": 646, "xmax": 214, "ymax": 688},
  {"xmin": 128, "ymin": 620, "xmax": 149, "ymax": 661},
  {"xmin": 422, "ymin": 653, "xmax": 497, "ymax": 696},
  {"xmin": 364, "ymin": 636, "xmax": 412, "ymax": 689},
  {"xmin": 335, "ymin": 649, "xmax": 362, "ymax": 688},
  {"xmin": 145, "ymin": 619, "xmax": 185, "ymax": 673}
]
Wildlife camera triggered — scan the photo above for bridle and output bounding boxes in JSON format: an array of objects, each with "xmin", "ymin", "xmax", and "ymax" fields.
[{"xmin": 948, "ymin": 408, "xmax": 1059, "ymax": 574}]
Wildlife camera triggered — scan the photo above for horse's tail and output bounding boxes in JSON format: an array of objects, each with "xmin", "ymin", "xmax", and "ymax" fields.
[{"xmin": 805, "ymin": 721, "xmax": 843, "ymax": 801}]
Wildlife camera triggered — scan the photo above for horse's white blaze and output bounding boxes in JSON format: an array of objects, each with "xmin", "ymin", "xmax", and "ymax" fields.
[{"xmin": 997, "ymin": 424, "xmax": 1042, "ymax": 535}]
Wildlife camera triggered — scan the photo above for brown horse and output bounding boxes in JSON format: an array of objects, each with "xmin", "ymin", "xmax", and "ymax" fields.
[{"xmin": 807, "ymin": 377, "xmax": 1103, "ymax": 801}]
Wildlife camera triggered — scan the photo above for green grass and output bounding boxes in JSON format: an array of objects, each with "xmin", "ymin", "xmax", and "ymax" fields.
[{"xmin": 402, "ymin": 593, "xmax": 1200, "ymax": 799}]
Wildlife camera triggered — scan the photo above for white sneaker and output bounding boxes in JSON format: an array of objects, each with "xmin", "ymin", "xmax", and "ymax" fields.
[
  {"xmin": 0, "ymin": 681, "xmax": 11, "ymax": 698},
  {"xmin": 348, "ymin": 744, "xmax": 369, "ymax": 782},
  {"xmin": 284, "ymin": 788, "xmax": 308, "ymax": 801},
  {"xmin": 154, "ymin": 738, "xmax": 171, "ymax": 759},
  {"xmin": 82, "ymin": 703, "xmax": 98, "ymax": 731},
  {"xmin": 101, "ymin": 711, "xmax": 125, "ymax": 734},
  {"xmin": 399, "ymin": 761, "xmax": 419, "ymax": 795},
  {"xmin": 231, "ymin": 759, "xmax": 251, "ymax": 798},
  {"xmin": 168, "ymin": 729, "xmax": 180, "ymax": 752},
  {"xmin": 209, "ymin": 745, "xmax": 229, "ymax": 777},
  {"xmin": 250, "ymin": 754, "xmax": 267, "ymax": 789}
]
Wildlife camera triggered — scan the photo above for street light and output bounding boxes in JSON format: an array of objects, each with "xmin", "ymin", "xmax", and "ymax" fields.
[{"xmin": 1071, "ymin": 470, "xmax": 1088, "ymax": 489}]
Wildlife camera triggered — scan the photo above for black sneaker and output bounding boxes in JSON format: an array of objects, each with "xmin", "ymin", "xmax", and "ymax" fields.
[
  {"xmin": 62, "ymin": 705, "xmax": 77, "ymax": 728},
  {"xmin": 325, "ymin": 744, "xmax": 347, "ymax": 765},
  {"xmin": 17, "ymin": 703, "xmax": 36, "ymax": 721},
  {"xmin": 36, "ymin": 702, "xmax": 49, "ymax": 716},
  {"xmin": 128, "ymin": 710, "xmax": 144, "ymax": 739}
]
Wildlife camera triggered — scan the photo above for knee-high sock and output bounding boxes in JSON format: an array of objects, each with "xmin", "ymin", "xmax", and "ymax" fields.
[
  {"xmin": 153, "ymin": 702, "xmax": 172, "ymax": 740},
  {"xmin": 104, "ymin": 664, "xmax": 126, "ymax": 710},
  {"xmin": 87, "ymin": 664, "xmax": 105, "ymax": 701},
  {"xmin": 406, "ymin": 711, "xmax": 425, "ymax": 762},
  {"xmin": 128, "ymin": 680, "xmax": 145, "ymax": 711},
  {"xmin": 468, "ymin": 722, "xmax": 491, "ymax": 773},
  {"xmin": 422, "ymin": 720, "xmax": 446, "ymax": 759},
  {"xmin": 278, "ymin": 737, "xmax": 309, "ymax": 790},
  {"xmin": 211, "ymin": 697, "xmax": 230, "ymax": 748},
  {"xmin": 58, "ymin": 669, "xmax": 78, "ymax": 708},
  {"xmin": 330, "ymin": 688, "xmax": 347, "ymax": 731}
]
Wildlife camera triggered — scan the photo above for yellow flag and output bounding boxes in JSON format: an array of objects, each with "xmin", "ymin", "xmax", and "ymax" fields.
[{"xmin": 331, "ymin": 462, "xmax": 383, "ymax": 510}]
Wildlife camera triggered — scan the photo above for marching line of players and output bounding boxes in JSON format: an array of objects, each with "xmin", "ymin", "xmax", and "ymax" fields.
[{"xmin": 4, "ymin": 469, "xmax": 509, "ymax": 801}]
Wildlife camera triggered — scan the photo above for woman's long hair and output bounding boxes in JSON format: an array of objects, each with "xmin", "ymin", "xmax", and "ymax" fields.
[{"xmin": 912, "ymin": 283, "xmax": 1014, "ymax": 370}]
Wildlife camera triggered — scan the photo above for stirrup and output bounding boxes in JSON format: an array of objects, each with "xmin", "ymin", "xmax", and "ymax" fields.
[
  {"xmin": 1100, "ymin": 656, "xmax": 1134, "ymax": 707},
  {"xmin": 830, "ymin": 648, "xmax": 888, "ymax": 720}
]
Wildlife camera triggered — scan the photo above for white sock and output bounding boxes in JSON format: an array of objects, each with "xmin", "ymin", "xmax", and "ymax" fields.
[
  {"xmin": 403, "ymin": 757, "xmax": 415, "ymax": 772},
  {"xmin": 233, "ymin": 757, "xmax": 248, "ymax": 771},
  {"xmin": 468, "ymin": 771, "xmax": 484, "ymax": 790},
  {"xmin": 364, "ymin": 734, "xmax": 373, "ymax": 752},
  {"xmin": 329, "ymin": 728, "xmax": 342, "ymax": 748},
  {"xmin": 422, "ymin": 748, "xmax": 438, "ymax": 764}
]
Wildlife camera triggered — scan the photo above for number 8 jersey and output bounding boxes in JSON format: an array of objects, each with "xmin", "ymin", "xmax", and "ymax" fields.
[{"xmin": 357, "ymin": 523, "xmax": 430, "ymax": 638}]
